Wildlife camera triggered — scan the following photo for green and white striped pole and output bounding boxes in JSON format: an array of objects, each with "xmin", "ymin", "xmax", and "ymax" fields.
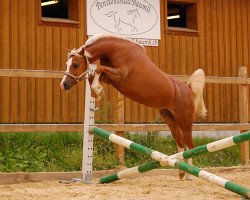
[
  {"xmin": 99, "ymin": 161, "xmax": 161, "ymax": 184},
  {"xmin": 99, "ymin": 130, "xmax": 250, "ymax": 184},
  {"xmin": 92, "ymin": 127, "xmax": 250, "ymax": 199},
  {"xmin": 173, "ymin": 131, "xmax": 250, "ymax": 160}
]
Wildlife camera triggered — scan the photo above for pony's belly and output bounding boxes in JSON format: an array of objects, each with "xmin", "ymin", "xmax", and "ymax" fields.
[
  {"xmin": 131, "ymin": 96, "xmax": 170, "ymax": 109},
  {"xmin": 118, "ymin": 88, "xmax": 174, "ymax": 109}
]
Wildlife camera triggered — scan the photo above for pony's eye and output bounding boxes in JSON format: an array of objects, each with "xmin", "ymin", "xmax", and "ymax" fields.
[{"xmin": 73, "ymin": 63, "xmax": 80, "ymax": 68}]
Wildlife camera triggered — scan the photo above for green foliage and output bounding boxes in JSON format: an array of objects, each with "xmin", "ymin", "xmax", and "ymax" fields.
[
  {"xmin": 93, "ymin": 135, "xmax": 119, "ymax": 170},
  {"xmin": 0, "ymin": 132, "xmax": 83, "ymax": 172},
  {"xmin": 95, "ymin": 102, "xmax": 114, "ymax": 124},
  {"xmin": 0, "ymin": 131, "xmax": 245, "ymax": 172}
]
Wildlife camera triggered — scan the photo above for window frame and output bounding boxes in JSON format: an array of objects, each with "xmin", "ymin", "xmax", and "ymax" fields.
[
  {"xmin": 38, "ymin": 0, "xmax": 80, "ymax": 27},
  {"xmin": 165, "ymin": 0, "xmax": 198, "ymax": 35}
]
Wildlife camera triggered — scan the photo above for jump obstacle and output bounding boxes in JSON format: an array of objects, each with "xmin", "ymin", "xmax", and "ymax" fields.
[
  {"xmin": 81, "ymin": 78, "xmax": 250, "ymax": 198},
  {"xmin": 91, "ymin": 126, "xmax": 250, "ymax": 199},
  {"xmin": 98, "ymin": 129, "xmax": 250, "ymax": 183}
]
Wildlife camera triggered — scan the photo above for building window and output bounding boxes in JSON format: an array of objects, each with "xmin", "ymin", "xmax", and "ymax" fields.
[
  {"xmin": 39, "ymin": 0, "xmax": 79, "ymax": 26},
  {"xmin": 42, "ymin": 0, "xmax": 68, "ymax": 19},
  {"xmin": 166, "ymin": 0, "xmax": 198, "ymax": 33}
]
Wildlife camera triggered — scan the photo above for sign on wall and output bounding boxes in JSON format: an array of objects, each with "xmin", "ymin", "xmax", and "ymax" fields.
[{"xmin": 86, "ymin": 0, "xmax": 160, "ymax": 46}]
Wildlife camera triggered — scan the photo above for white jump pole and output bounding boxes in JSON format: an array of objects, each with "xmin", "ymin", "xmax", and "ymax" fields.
[{"xmin": 82, "ymin": 79, "xmax": 95, "ymax": 182}]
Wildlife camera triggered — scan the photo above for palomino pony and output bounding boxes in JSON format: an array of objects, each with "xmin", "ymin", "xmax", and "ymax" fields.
[{"xmin": 60, "ymin": 33, "xmax": 207, "ymax": 179}]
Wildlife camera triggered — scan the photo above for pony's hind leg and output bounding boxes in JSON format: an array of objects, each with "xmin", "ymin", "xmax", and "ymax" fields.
[
  {"xmin": 159, "ymin": 109, "xmax": 186, "ymax": 180},
  {"xmin": 184, "ymin": 147, "xmax": 193, "ymax": 180},
  {"xmin": 179, "ymin": 127, "xmax": 194, "ymax": 180},
  {"xmin": 159, "ymin": 109, "xmax": 185, "ymax": 149},
  {"xmin": 173, "ymin": 111, "xmax": 195, "ymax": 180}
]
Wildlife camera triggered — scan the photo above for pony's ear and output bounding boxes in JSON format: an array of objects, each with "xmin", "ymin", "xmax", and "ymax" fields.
[{"xmin": 79, "ymin": 46, "xmax": 85, "ymax": 55}]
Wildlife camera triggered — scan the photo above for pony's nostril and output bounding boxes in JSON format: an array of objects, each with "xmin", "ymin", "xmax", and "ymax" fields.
[{"xmin": 64, "ymin": 82, "xmax": 69, "ymax": 90}]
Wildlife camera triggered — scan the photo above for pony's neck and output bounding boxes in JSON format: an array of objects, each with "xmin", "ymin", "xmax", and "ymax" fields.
[
  {"xmin": 84, "ymin": 38, "xmax": 136, "ymax": 63},
  {"xmin": 84, "ymin": 42, "xmax": 109, "ymax": 63}
]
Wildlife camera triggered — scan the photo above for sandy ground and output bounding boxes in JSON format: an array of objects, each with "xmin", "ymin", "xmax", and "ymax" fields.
[{"xmin": 0, "ymin": 167, "xmax": 250, "ymax": 200}]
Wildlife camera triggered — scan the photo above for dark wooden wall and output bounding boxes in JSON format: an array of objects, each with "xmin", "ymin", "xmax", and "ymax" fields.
[{"xmin": 0, "ymin": 0, "xmax": 249, "ymax": 124}]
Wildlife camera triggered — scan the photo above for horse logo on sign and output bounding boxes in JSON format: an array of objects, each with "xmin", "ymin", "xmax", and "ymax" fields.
[
  {"xmin": 88, "ymin": 0, "xmax": 160, "ymax": 37},
  {"xmin": 105, "ymin": 8, "xmax": 141, "ymax": 33}
]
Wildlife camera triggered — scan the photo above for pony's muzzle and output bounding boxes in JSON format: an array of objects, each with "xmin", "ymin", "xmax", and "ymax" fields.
[{"xmin": 60, "ymin": 79, "xmax": 75, "ymax": 90}]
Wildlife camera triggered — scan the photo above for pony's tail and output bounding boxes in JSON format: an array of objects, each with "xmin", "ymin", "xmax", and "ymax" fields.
[{"xmin": 187, "ymin": 69, "xmax": 207, "ymax": 118}]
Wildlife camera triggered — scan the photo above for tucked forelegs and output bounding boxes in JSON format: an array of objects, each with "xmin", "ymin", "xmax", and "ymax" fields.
[
  {"xmin": 90, "ymin": 65, "xmax": 127, "ymax": 100},
  {"xmin": 90, "ymin": 73, "xmax": 103, "ymax": 101},
  {"xmin": 95, "ymin": 65, "xmax": 127, "ymax": 82}
]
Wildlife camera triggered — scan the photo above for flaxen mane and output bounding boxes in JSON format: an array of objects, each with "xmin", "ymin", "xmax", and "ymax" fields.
[
  {"xmin": 84, "ymin": 33, "xmax": 145, "ymax": 50},
  {"xmin": 67, "ymin": 33, "xmax": 145, "ymax": 59}
]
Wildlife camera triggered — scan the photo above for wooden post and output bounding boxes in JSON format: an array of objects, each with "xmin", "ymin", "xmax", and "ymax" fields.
[
  {"xmin": 115, "ymin": 92, "xmax": 125, "ymax": 166},
  {"xmin": 238, "ymin": 66, "xmax": 249, "ymax": 164}
]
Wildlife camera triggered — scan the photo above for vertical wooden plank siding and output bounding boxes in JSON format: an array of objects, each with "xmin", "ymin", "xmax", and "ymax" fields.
[
  {"xmin": 52, "ymin": 27, "xmax": 61, "ymax": 122},
  {"xmin": 0, "ymin": 0, "xmax": 249, "ymax": 124},
  {"xmin": 36, "ymin": 2, "xmax": 45, "ymax": 123},
  {"xmin": 27, "ymin": 0, "xmax": 36, "ymax": 123},
  {"xmin": 9, "ymin": 0, "xmax": 19, "ymax": 123},
  {"xmin": 192, "ymin": 37, "xmax": 199, "ymax": 71},
  {"xmin": 216, "ymin": 0, "xmax": 225, "ymax": 122},
  {"xmin": 44, "ymin": 26, "xmax": 53, "ymax": 123},
  {"xmin": 166, "ymin": 35, "xmax": 174, "ymax": 74},
  {"xmin": 18, "ymin": 0, "xmax": 28, "ymax": 122},
  {"xmin": 35, "ymin": 26, "xmax": 45, "ymax": 123},
  {"xmin": 179, "ymin": 35, "xmax": 187, "ymax": 75},
  {"xmin": 224, "ymin": 1, "xmax": 230, "ymax": 122},
  {"xmin": 229, "ymin": 0, "xmax": 239, "ymax": 122},
  {"xmin": 211, "ymin": 0, "xmax": 220, "ymax": 122},
  {"xmin": 1, "ymin": 0, "xmax": 10, "ymax": 123},
  {"xmin": 124, "ymin": 95, "xmax": 131, "ymax": 122},
  {"xmin": 241, "ymin": 0, "xmax": 249, "ymax": 67},
  {"xmin": 235, "ymin": 0, "xmax": 243, "ymax": 65},
  {"xmin": 172, "ymin": 35, "xmax": 181, "ymax": 74},
  {"xmin": 185, "ymin": 36, "xmax": 193, "ymax": 75}
]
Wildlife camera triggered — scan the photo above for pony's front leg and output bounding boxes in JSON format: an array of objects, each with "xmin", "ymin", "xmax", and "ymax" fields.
[
  {"xmin": 90, "ymin": 65, "xmax": 125, "ymax": 100},
  {"xmin": 90, "ymin": 73, "xmax": 103, "ymax": 101},
  {"xmin": 95, "ymin": 65, "xmax": 127, "ymax": 83}
]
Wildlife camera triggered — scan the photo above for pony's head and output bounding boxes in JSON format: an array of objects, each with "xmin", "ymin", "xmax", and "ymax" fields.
[{"xmin": 60, "ymin": 48, "xmax": 88, "ymax": 90}]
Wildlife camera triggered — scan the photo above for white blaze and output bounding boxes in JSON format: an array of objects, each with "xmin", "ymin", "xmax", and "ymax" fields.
[{"xmin": 60, "ymin": 58, "xmax": 73, "ymax": 89}]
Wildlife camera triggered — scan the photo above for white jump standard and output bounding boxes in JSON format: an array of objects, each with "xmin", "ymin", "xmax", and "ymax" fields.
[{"xmin": 92, "ymin": 127, "xmax": 250, "ymax": 199}]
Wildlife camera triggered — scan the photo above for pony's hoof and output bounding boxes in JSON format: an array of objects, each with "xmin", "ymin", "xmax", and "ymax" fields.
[{"xmin": 179, "ymin": 172, "xmax": 185, "ymax": 180}]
